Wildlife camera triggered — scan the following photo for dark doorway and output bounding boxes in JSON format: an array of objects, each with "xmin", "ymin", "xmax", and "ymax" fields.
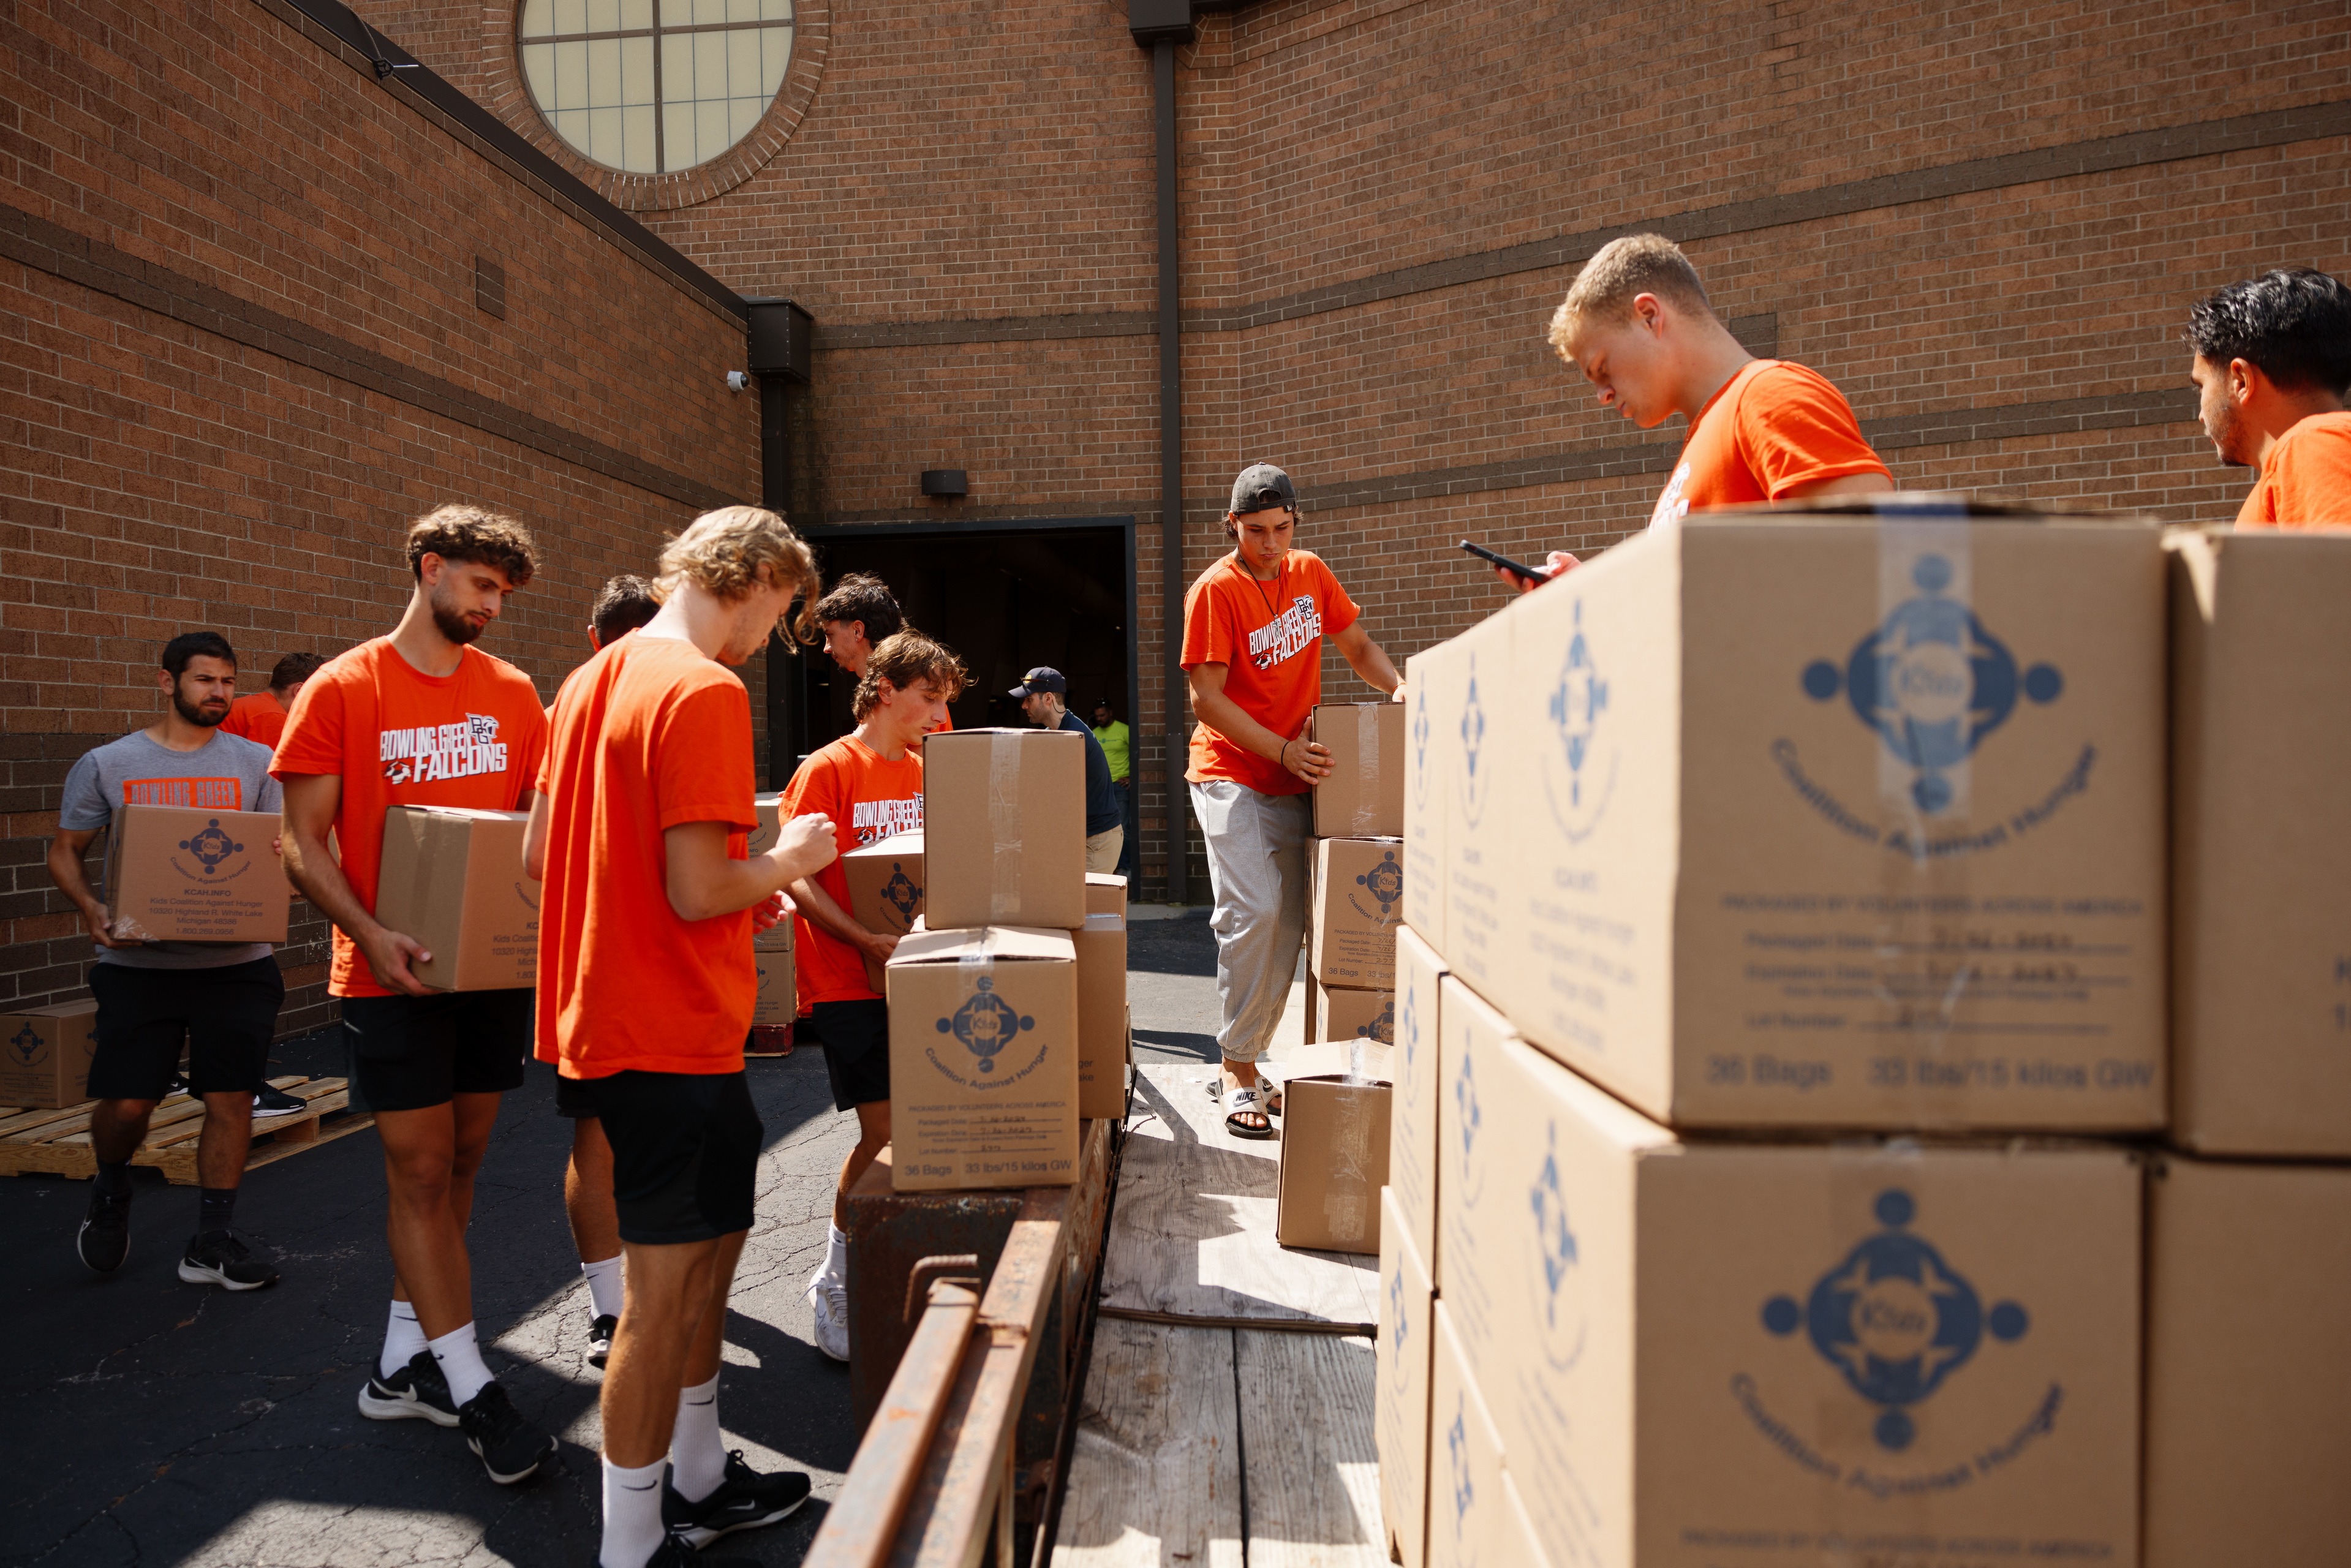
[{"xmin": 769, "ymin": 518, "xmax": 1139, "ymax": 791}]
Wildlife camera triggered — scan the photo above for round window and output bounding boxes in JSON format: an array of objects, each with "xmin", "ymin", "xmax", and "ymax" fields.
[{"xmin": 518, "ymin": 0, "xmax": 794, "ymax": 176}]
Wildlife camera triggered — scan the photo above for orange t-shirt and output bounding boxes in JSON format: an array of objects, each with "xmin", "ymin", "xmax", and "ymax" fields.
[
  {"xmin": 535, "ymin": 636, "xmax": 761, "ymax": 1078},
  {"xmin": 783, "ymin": 735, "xmax": 924, "ymax": 1010},
  {"xmin": 1181, "ymin": 549, "xmax": 1359, "ymax": 796},
  {"xmin": 2237, "ymin": 410, "xmax": 2351, "ymax": 527},
  {"xmin": 1648, "ymin": 359, "xmax": 1891, "ymax": 530},
  {"xmin": 220, "ymin": 692, "xmax": 289, "ymax": 748},
  {"xmin": 271, "ymin": 639, "xmax": 549, "ymax": 998}
]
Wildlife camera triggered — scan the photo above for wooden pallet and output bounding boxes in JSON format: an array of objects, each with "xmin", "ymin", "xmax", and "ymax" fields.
[{"xmin": 0, "ymin": 1076, "xmax": 375, "ymax": 1185}]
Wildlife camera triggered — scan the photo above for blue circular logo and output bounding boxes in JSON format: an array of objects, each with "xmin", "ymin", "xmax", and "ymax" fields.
[
  {"xmin": 177, "ymin": 818, "xmax": 244, "ymax": 876},
  {"xmin": 934, "ymin": 976, "xmax": 1034, "ymax": 1073}
]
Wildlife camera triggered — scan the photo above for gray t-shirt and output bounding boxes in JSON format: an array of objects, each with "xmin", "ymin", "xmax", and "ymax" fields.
[{"xmin": 59, "ymin": 729, "xmax": 284, "ymax": 969}]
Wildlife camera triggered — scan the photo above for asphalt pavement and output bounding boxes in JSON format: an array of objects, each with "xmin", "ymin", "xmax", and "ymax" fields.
[{"xmin": 0, "ymin": 910, "xmax": 1225, "ymax": 1568}]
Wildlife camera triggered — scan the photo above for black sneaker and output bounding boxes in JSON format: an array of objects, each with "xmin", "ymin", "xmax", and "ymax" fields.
[
  {"xmin": 358, "ymin": 1350, "xmax": 461, "ymax": 1427},
  {"xmin": 77, "ymin": 1184, "xmax": 131, "ymax": 1273},
  {"xmin": 643, "ymin": 1529, "xmax": 761, "ymax": 1567},
  {"xmin": 177, "ymin": 1229, "xmax": 279, "ymax": 1291},
  {"xmin": 252, "ymin": 1084, "xmax": 307, "ymax": 1118},
  {"xmin": 664, "ymin": 1451, "xmax": 814, "ymax": 1546},
  {"xmin": 163, "ymin": 1071, "xmax": 189, "ymax": 1099},
  {"xmin": 457, "ymin": 1380, "xmax": 556, "ymax": 1485},
  {"xmin": 588, "ymin": 1313, "xmax": 617, "ymax": 1370}
]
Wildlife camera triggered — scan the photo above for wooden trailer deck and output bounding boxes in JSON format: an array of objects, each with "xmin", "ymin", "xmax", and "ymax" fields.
[{"xmin": 1052, "ymin": 1033, "xmax": 1397, "ymax": 1567}]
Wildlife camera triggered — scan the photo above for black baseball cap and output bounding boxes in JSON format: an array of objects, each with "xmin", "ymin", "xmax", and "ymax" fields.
[
  {"xmin": 1228, "ymin": 463, "xmax": 1297, "ymax": 516},
  {"xmin": 1008, "ymin": 666, "xmax": 1067, "ymax": 699}
]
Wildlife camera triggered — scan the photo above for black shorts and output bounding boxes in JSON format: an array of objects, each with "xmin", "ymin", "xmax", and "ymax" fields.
[
  {"xmin": 586, "ymin": 1070, "xmax": 763, "ymax": 1245},
  {"xmin": 342, "ymin": 989, "xmax": 533, "ymax": 1113},
  {"xmin": 554, "ymin": 1069, "xmax": 599, "ymax": 1119},
  {"xmin": 809, "ymin": 998, "xmax": 890, "ymax": 1112},
  {"xmin": 86, "ymin": 957, "xmax": 285, "ymax": 1101}
]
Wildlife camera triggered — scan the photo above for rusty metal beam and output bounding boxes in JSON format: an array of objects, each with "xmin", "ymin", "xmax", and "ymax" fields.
[
  {"xmin": 891, "ymin": 1193, "xmax": 1073, "ymax": 1568},
  {"xmin": 804, "ymin": 1279, "xmax": 983, "ymax": 1568}
]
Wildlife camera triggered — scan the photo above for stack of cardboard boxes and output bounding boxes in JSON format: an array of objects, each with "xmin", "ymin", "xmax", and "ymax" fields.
[
  {"xmin": 1379, "ymin": 508, "xmax": 2351, "ymax": 1567},
  {"xmin": 1307, "ymin": 703, "xmax": 1407, "ymax": 1051},
  {"xmin": 883, "ymin": 730, "xmax": 1129, "ymax": 1193}
]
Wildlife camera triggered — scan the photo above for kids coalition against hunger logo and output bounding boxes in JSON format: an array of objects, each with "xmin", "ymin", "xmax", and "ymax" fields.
[
  {"xmin": 1526, "ymin": 1120, "xmax": 1587, "ymax": 1373},
  {"xmin": 1458, "ymin": 654, "xmax": 1492, "ymax": 828},
  {"xmin": 1799, "ymin": 554, "xmax": 2063, "ymax": 816},
  {"xmin": 174, "ymin": 818, "xmax": 245, "ymax": 878},
  {"xmin": 1349, "ymin": 848, "xmax": 1405, "ymax": 923},
  {"xmin": 380, "ymin": 715, "xmax": 509, "ymax": 785},
  {"xmin": 1757, "ymin": 1189, "xmax": 2031, "ymax": 1455},
  {"xmin": 935, "ymin": 976, "xmax": 1033, "ymax": 1075},
  {"xmin": 9, "ymin": 1023, "xmax": 47, "ymax": 1068},
  {"xmin": 1541, "ymin": 597, "xmax": 1614, "ymax": 841},
  {"xmin": 878, "ymin": 865, "xmax": 923, "ymax": 927}
]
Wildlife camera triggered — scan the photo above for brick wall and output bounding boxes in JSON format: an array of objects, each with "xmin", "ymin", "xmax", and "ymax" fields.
[
  {"xmin": 0, "ymin": 0, "xmax": 762, "ymax": 1024},
  {"xmin": 158, "ymin": 0, "xmax": 2351, "ymax": 903}
]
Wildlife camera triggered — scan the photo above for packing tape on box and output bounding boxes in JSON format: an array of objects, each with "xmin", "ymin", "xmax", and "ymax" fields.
[
  {"xmin": 1349, "ymin": 708, "xmax": 1381, "ymax": 835},
  {"xmin": 989, "ymin": 732, "xmax": 1023, "ymax": 922}
]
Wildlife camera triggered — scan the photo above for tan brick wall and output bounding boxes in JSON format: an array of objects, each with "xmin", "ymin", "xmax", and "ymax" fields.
[{"xmin": 0, "ymin": 0, "xmax": 762, "ymax": 1020}]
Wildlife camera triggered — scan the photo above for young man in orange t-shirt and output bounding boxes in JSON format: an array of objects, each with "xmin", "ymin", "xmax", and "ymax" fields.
[
  {"xmin": 1183, "ymin": 464, "xmax": 1401, "ymax": 1137},
  {"xmin": 274, "ymin": 506, "xmax": 556, "ymax": 1483},
  {"xmin": 1532, "ymin": 233, "xmax": 1891, "ymax": 576},
  {"xmin": 782, "ymin": 628, "xmax": 965, "ymax": 1362},
  {"xmin": 220, "ymin": 652, "xmax": 325, "ymax": 749},
  {"xmin": 528, "ymin": 507, "xmax": 840, "ymax": 1567},
  {"xmin": 2186, "ymin": 268, "xmax": 2351, "ymax": 527}
]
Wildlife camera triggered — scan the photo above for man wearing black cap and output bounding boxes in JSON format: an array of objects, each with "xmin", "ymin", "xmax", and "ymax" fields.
[
  {"xmin": 1013, "ymin": 668, "xmax": 1123, "ymax": 872},
  {"xmin": 1180, "ymin": 464, "xmax": 1400, "ymax": 1139}
]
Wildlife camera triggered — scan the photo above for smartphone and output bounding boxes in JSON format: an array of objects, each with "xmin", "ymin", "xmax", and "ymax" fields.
[{"xmin": 1460, "ymin": 538, "xmax": 1546, "ymax": 585}]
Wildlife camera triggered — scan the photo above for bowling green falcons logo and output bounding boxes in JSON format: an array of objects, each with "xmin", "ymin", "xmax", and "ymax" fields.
[
  {"xmin": 8, "ymin": 1023, "xmax": 47, "ymax": 1068},
  {"xmin": 934, "ymin": 976, "xmax": 1034, "ymax": 1074},
  {"xmin": 1760, "ymin": 1189, "xmax": 2029, "ymax": 1452},
  {"xmin": 1801, "ymin": 554, "xmax": 2062, "ymax": 815},
  {"xmin": 1542, "ymin": 598, "xmax": 1614, "ymax": 841},
  {"xmin": 177, "ymin": 818, "xmax": 244, "ymax": 876},
  {"xmin": 1528, "ymin": 1121, "xmax": 1585, "ymax": 1373}
]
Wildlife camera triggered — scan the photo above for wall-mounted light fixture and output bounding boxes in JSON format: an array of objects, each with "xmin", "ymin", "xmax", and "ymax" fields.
[{"xmin": 921, "ymin": 469, "xmax": 968, "ymax": 499}]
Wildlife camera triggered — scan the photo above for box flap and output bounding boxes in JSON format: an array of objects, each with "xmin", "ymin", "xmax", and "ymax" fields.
[{"xmin": 889, "ymin": 924, "xmax": 1075, "ymax": 966}]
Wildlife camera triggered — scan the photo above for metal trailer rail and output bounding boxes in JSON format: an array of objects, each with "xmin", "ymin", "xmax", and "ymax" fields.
[{"xmin": 806, "ymin": 1189, "xmax": 1071, "ymax": 1568}]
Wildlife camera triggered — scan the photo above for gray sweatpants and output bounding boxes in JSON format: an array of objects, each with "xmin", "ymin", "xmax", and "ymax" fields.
[{"xmin": 1191, "ymin": 779, "xmax": 1311, "ymax": 1065}]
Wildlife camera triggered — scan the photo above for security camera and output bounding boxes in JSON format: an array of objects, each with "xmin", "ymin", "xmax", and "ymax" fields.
[{"xmin": 726, "ymin": 371, "xmax": 750, "ymax": 393}]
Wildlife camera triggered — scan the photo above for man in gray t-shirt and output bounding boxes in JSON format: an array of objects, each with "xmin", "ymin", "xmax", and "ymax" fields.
[{"xmin": 48, "ymin": 631, "xmax": 293, "ymax": 1291}]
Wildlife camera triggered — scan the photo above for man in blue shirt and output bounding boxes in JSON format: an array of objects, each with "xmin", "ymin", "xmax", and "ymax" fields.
[{"xmin": 1011, "ymin": 667, "xmax": 1122, "ymax": 872}]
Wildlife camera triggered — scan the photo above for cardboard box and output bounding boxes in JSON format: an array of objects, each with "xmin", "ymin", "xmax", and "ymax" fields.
[
  {"xmin": 1444, "ymin": 1027, "xmax": 2142, "ymax": 1567},
  {"xmin": 1425, "ymin": 614, "xmax": 1515, "ymax": 1000},
  {"xmin": 1378, "ymin": 1184, "xmax": 1436, "ymax": 1568},
  {"xmin": 1497, "ymin": 1471, "xmax": 1555, "ymax": 1568},
  {"xmin": 1074, "ymin": 911, "xmax": 1128, "ymax": 1120},
  {"xmin": 2168, "ymin": 527, "xmax": 2351, "ymax": 1156},
  {"xmin": 1391, "ymin": 925, "xmax": 1447, "ymax": 1289},
  {"xmin": 1483, "ymin": 509, "xmax": 2166, "ymax": 1131},
  {"xmin": 0, "ymin": 999, "xmax": 100, "ymax": 1109},
  {"xmin": 1084, "ymin": 872, "xmax": 1126, "ymax": 914},
  {"xmin": 374, "ymin": 806, "xmax": 538, "ymax": 991},
  {"xmin": 1274, "ymin": 1072, "xmax": 1392, "ymax": 1253},
  {"xmin": 843, "ymin": 831, "xmax": 926, "ymax": 938},
  {"xmin": 2145, "ymin": 1153, "xmax": 2351, "ymax": 1568},
  {"xmin": 102, "ymin": 804, "xmax": 289, "ymax": 944},
  {"xmin": 1435, "ymin": 974, "xmax": 1512, "ymax": 1306},
  {"xmin": 885, "ymin": 925, "xmax": 1079, "ymax": 1192},
  {"xmin": 1402, "ymin": 639, "xmax": 1460, "ymax": 960},
  {"xmin": 746, "ymin": 792, "xmax": 783, "ymax": 856},
  {"xmin": 1309, "ymin": 837, "xmax": 1405, "ymax": 990},
  {"xmin": 752, "ymin": 935, "xmax": 796, "ymax": 1027},
  {"xmin": 1313, "ymin": 700, "xmax": 1405, "ymax": 838},
  {"xmin": 1427, "ymin": 1300, "xmax": 1507, "ymax": 1568},
  {"xmin": 922, "ymin": 729, "xmax": 1087, "ymax": 930},
  {"xmin": 1316, "ymin": 985, "xmax": 1393, "ymax": 1045}
]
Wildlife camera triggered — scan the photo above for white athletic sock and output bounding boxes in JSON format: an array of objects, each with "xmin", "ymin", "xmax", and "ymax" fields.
[
  {"xmin": 670, "ymin": 1374, "xmax": 726, "ymax": 1504},
  {"xmin": 428, "ymin": 1322, "xmax": 496, "ymax": 1408},
  {"xmin": 381, "ymin": 1299, "xmax": 427, "ymax": 1381},
  {"xmin": 581, "ymin": 1254, "xmax": 625, "ymax": 1321},
  {"xmin": 600, "ymin": 1456, "xmax": 669, "ymax": 1568},
  {"xmin": 825, "ymin": 1223, "xmax": 848, "ymax": 1282}
]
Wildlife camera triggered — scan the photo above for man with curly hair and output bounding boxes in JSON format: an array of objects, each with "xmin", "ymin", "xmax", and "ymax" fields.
[
  {"xmin": 782, "ymin": 627, "xmax": 966, "ymax": 1362},
  {"xmin": 274, "ymin": 503, "xmax": 559, "ymax": 1484},
  {"xmin": 2186, "ymin": 267, "xmax": 2351, "ymax": 526},
  {"xmin": 530, "ymin": 505, "xmax": 840, "ymax": 1566}
]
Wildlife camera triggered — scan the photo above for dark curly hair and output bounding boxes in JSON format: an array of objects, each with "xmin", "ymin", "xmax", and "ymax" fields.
[
  {"xmin": 406, "ymin": 503, "xmax": 538, "ymax": 587},
  {"xmin": 851, "ymin": 630, "xmax": 967, "ymax": 720},
  {"xmin": 2185, "ymin": 268, "xmax": 2351, "ymax": 396}
]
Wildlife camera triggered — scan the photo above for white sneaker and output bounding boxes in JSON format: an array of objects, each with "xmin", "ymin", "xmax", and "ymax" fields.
[{"xmin": 805, "ymin": 1263, "xmax": 850, "ymax": 1362}]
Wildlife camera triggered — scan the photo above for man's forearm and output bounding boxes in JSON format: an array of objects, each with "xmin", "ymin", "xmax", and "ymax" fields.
[
  {"xmin": 46, "ymin": 839, "xmax": 104, "ymax": 920},
  {"xmin": 1191, "ymin": 687, "xmax": 1289, "ymax": 763},
  {"xmin": 789, "ymin": 876, "xmax": 872, "ymax": 952},
  {"xmin": 285, "ymin": 831, "xmax": 381, "ymax": 943},
  {"xmin": 1342, "ymin": 638, "xmax": 1401, "ymax": 695}
]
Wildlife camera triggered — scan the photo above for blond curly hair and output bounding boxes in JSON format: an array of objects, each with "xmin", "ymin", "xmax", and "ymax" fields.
[{"xmin": 656, "ymin": 505, "xmax": 821, "ymax": 644}]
